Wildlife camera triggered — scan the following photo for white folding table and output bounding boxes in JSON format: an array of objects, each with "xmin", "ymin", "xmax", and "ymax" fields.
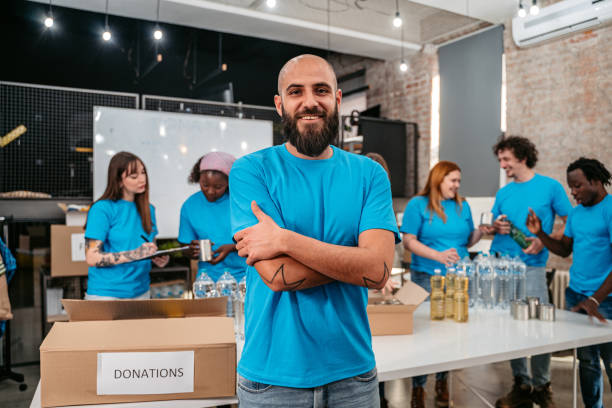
[{"xmin": 30, "ymin": 305, "xmax": 612, "ymax": 408}]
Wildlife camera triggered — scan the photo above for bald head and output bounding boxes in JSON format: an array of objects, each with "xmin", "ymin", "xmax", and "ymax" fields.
[{"xmin": 277, "ymin": 54, "xmax": 338, "ymax": 95}]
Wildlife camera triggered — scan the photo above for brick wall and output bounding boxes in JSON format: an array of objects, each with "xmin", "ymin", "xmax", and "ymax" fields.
[
  {"xmin": 504, "ymin": 16, "xmax": 612, "ymax": 269},
  {"xmin": 330, "ymin": 11, "xmax": 611, "ymax": 269},
  {"xmin": 329, "ymin": 50, "xmax": 438, "ymax": 193}
]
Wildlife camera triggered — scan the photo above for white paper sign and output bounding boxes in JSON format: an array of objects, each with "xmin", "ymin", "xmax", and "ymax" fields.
[
  {"xmin": 97, "ymin": 351, "xmax": 194, "ymax": 395},
  {"xmin": 70, "ymin": 233, "xmax": 86, "ymax": 262}
]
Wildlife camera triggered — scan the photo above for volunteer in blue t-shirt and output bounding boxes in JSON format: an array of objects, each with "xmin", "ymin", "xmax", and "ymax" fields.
[
  {"xmin": 84, "ymin": 152, "xmax": 169, "ymax": 300},
  {"xmin": 486, "ymin": 136, "xmax": 572, "ymax": 408},
  {"xmin": 526, "ymin": 157, "xmax": 612, "ymax": 408},
  {"xmin": 178, "ymin": 151, "xmax": 246, "ymax": 282},
  {"xmin": 230, "ymin": 54, "xmax": 399, "ymax": 408},
  {"xmin": 400, "ymin": 160, "xmax": 483, "ymax": 407}
]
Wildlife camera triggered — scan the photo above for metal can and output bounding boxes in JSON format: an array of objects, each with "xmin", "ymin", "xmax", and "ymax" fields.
[
  {"xmin": 511, "ymin": 300, "xmax": 527, "ymax": 318},
  {"xmin": 538, "ymin": 303, "xmax": 556, "ymax": 322},
  {"xmin": 527, "ymin": 296, "xmax": 540, "ymax": 319},
  {"xmin": 515, "ymin": 302, "xmax": 530, "ymax": 320},
  {"xmin": 198, "ymin": 239, "xmax": 212, "ymax": 262}
]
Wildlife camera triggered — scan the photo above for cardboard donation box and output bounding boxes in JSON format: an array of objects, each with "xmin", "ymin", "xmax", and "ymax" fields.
[
  {"xmin": 367, "ymin": 281, "xmax": 429, "ymax": 335},
  {"xmin": 40, "ymin": 298, "xmax": 235, "ymax": 407},
  {"xmin": 50, "ymin": 225, "xmax": 88, "ymax": 277}
]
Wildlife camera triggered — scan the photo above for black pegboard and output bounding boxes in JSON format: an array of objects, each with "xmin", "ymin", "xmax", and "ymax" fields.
[{"xmin": 0, "ymin": 82, "xmax": 138, "ymax": 198}]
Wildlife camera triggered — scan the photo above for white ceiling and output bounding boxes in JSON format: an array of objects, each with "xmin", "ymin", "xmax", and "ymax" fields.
[{"xmin": 29, "ymin": 0, "xmax": 518, "ymax": 60}]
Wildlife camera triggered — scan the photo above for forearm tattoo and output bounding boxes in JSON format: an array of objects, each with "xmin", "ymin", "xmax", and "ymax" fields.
[
  {"xmin": 262, "ymin": 264, "xmax": 306, "ymax": 291},
  {"xmin": 363, "ymin": 262, "xmax": 390, "ymax": 289},
  {"xmin": 85, "ymin": 238, "xmax": 149, "ymax": 267}
]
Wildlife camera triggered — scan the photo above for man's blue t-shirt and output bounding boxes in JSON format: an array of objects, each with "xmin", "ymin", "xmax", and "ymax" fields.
[
  {"xmin": 491, "ymin": 174, "xmax": 572, "ymax": 266},
  {"xmin": 229, "ymin": 144, "xmax": 400, "ymax": 388},
  {"xmin": 400, "ymin": 197, "xmax": 474, "ymax": 275},
  {"xmin": 85, "ymin": 199, "xmax": 158, "ymax": 298},
  {"xmin": 564, "ymin": 194, "xmax": 612, "ymax": 297},
  {"xmin": 178, "ymin": 191, "xmax": 246, "ymax": 282}
]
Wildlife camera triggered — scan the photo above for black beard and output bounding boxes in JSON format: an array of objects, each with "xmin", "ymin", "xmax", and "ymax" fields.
[{"xmin": 282, "ymin": 106, "xmax": 339, "ymax": 157}]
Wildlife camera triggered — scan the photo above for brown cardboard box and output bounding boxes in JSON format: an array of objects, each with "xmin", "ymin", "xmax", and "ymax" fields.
[
  {"xmin": 40, "ymin": 298, "xmax": 235, "ymax": 407},
  {"xmin": 367, "ymin": 281, "xmax": 429, "ymax": 336},
  {"xmin": 51, "ymin": 225, "xmax": 88, "ymax": 277},
  {"xmin": 61, "ymin": 298, "xmax": 227, "ymax": 321}
]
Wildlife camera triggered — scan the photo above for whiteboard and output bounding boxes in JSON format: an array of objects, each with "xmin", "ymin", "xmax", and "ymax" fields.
[{"xmin": 93, "ymin": 107, "xmax": 273, "ymax": 238}]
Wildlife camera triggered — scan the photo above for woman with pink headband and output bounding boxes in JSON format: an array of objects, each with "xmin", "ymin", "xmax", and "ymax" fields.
[{"xmin": 178, "ymin": 151, "xmax": 246, "ymax": 282}]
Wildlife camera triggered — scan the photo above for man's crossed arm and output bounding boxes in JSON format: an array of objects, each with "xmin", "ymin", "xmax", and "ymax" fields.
[{"xmin": 234, "ymin": 201, "xmax": 395, "ymax": 292}]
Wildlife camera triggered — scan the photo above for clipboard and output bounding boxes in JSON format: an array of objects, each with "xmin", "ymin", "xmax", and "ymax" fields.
[{"xmin": 140, "ymin": 246, "xmax": 190, "ymax": 260}]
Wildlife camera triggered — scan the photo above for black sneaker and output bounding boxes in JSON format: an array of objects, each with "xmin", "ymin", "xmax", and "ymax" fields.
[
  {"xmin": 531, "ymin": 382, "xmax": 557, "ymax": 408},
  {"xmin": 495, "ymin": 377, "xmax": 533, "ymax": 408}
]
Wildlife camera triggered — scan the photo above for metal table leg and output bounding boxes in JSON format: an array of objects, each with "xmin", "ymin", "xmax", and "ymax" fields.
[
  {"xmin": 449, "ymin": 370, "xmax": 453, "ymax": 407},
  {"xmin": 573, "ymin": 348, "xmax": 578, "ymax": 408},
  {"xmin": 453, "ymin": 372, "xmax": 495, "ymax": 408}
]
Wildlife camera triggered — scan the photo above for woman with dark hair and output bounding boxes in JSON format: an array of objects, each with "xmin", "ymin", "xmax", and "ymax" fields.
[
  {"xmin": 84, "ymin": 151, "xmax": 168, "ymax": 300},
  {"xmin": 179, "ymin": 151, "xmax": 246, "ymax": 282},
  {"xmin": 400, "ymin": 160, "xmax": 483, "ymax": 408}
]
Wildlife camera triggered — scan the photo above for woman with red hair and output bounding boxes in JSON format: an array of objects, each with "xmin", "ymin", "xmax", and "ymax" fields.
[{"xmin": 400, "ymin": 160, "xmax": 483, "ymax": 408}]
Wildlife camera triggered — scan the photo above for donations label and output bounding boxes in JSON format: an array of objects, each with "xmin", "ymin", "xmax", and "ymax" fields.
[{"xmin": 97, "ymin": 351, "xmax": 194, "ymax": 395}]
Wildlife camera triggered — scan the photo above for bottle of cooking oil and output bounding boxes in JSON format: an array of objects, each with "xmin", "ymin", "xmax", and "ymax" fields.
[
  {"xmin": 454, "ymin": 270, "xmax": 469, "ymax": 323},
  {"xmin": 430, "ymin": 268, "xmax": 445, "ymax": 320},
  {"xmin": 445, "ymin": 267, "xmax": 457, "ymax": 319}
]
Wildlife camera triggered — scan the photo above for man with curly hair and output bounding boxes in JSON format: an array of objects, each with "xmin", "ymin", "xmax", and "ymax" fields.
[{"xmin": 485, "ymin": 136, "xmax": 572, "ymax": 408}]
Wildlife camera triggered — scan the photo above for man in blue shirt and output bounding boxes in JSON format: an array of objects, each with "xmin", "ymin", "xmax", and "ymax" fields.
[
  {"xmin": 230, "ymin": 54, "xmax": 399, "ymax": 407},
  {"xmin": 527, "ymin": 157, "xmax": 612, "ymax": 408},
  {"xmin": 485, "ymin": 136, "xmax": 572, "ymax": 408}
]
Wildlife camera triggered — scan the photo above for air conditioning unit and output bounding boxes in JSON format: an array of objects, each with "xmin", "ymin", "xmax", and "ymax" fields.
[{"xmin": 512, "ymin": 0, "xmax": 612, "ymax": 47}]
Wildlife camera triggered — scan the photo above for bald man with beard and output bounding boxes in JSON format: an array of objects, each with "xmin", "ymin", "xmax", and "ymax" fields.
[{"xmin": 230, "ymin": 54, "xmax": 399, "ymax": 407}]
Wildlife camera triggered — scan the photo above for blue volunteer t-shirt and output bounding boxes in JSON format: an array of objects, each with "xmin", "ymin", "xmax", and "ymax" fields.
[
  {"xmin": 85, "ymin": 199, "xmax": 158, "ymax": 298},
  {"xmin": 178, "ymin": 191, "xmax": 246, "ymax": 282},
  {"xmin": 491, "ymin": 174, "xmax": 572, "ymax": 266},
  {"xmin": 230, "ymin": 144, "xmax": 400, "ymax": 388},
  {"xmin": 400, "ymin": 196, "xmax": 474, "ymax": 275},
  {"xmin": 564, "ymin": 194, "xmax": 612, "ymax": 297}
]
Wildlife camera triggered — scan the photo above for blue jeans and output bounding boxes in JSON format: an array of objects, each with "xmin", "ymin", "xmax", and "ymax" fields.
[
  {"xmin": 565, "ymin": 287, "xmax": 612, "ymax": 408},
  {"xmin": 410, "ymin": 270, "xmax": 448, "ymax": 387},
  {"xmin": 510, "ymin": 266, "xmax": 551, "ymax": 386},
  {"xmin": 237, "ymin": 368, "xmax": 380, "ymax": 408}
]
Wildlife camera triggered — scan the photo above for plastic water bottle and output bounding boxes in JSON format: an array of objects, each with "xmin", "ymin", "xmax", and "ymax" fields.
[
  {"xmin": 238, "ymin": 275, "xmax": 246, "ymax": 298},
  {"xmin": 445, "ymin": 267, "xmax": 457, "ymax": 319},
  {"xmin": 513, "ymin": 256, "xmax": 527, "ymax": 300},
  {"xmin": 454, "ymin": 270, "xmax": 469, "ymax": 323},
  {"xmin": 460, "ymin": 256, "xmax": 477, "ymax": 308},
  {"xmin": 193, "ymin": 269, "xmax": 217, "ymax": 298},
  {"xmin": 510, "ymin": 256, "xmax": 518, "ymax": 300},
  {"xmin": 430, "ymin": 268, "xmax": 445, "ymax": 320},
  {"xmin": 478, "ymin": 255, "xmax": 495, "ymax": 309},
  {"xmin": 192, "ymin": 269, "xmax": 207, "ymax": 298},
  {"xmin": 495, "ymin": 255, "xmax": 511, "ymax": 310},
  {"xmin": 472, "ymin": 252, "xmax": 484, "ymax": 308},
  {"xmin": 216, "ymin": 270, "xmax": 238, "ymax": 317},
  {"xmin": 234, "ymin": 276, "xmax": 247, "ymax": 339}
]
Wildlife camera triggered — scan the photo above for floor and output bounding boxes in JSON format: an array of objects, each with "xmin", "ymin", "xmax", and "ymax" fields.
[{"xmin": 1, "ymin": 355, "xmax": 610, "ymax": 408}]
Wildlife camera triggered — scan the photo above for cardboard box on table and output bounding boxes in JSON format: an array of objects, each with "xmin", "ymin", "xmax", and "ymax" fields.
[
  {"xmin": 367, "ymin": 281, "xmax": 429, "ymax": 335},
  {"xmin": 40, "ymin": 298, "xmax": 235, "ymax": 407}
]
